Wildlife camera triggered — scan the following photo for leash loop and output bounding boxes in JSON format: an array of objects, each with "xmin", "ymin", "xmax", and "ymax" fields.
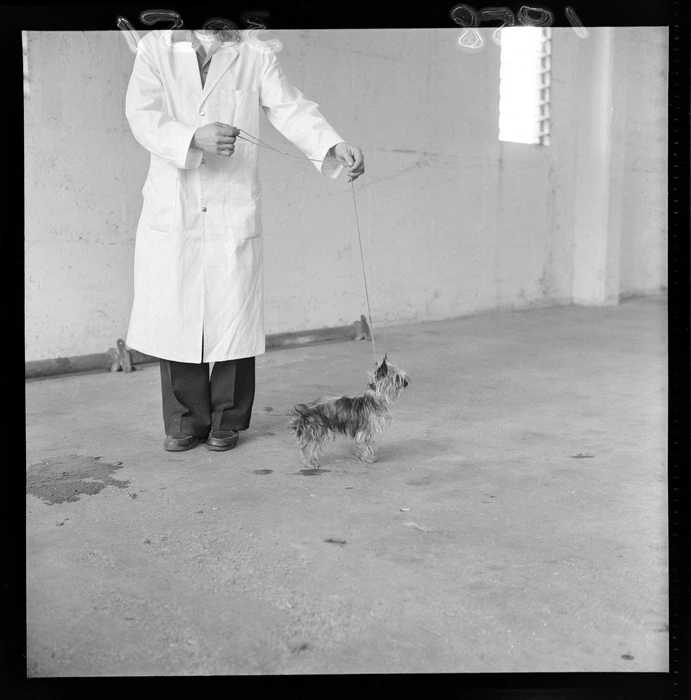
[{"xmin": 237, "ymin": 128, "xmax": 378, "ymax": 364}]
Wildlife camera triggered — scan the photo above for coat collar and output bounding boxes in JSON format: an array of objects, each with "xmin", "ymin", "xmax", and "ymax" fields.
[{"xmin": 168, "ymin": 30, "xmax": 240, "ymax": 103}]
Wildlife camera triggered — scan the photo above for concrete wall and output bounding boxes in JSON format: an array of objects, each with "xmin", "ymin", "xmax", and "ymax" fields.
[
  {"xmin": 615, "ymin": 28, "xmax": 669, "ymax": 297},
  {"xmin": 24, "ymin": 32, "xmax": 141, "ymax": 362},
  {"xmin": 24, "ymin": 28, "xmax": 668, "ymax": 363},
  {"xmin": 569, "ymin": 27, "xmax": 668, "ymax": 304}
]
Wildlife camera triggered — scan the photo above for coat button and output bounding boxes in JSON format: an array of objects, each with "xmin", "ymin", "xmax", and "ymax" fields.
[
  {"xmin": 201, "ymin": 207, "xmax": 207, "ymax": 212},
  {"xmin": 201, "ymin": 158, "xmax": 206, "ymax": 164},
  {"xmin": 200, "ymin": 110, "xmax": 205, "ymax": 116}
]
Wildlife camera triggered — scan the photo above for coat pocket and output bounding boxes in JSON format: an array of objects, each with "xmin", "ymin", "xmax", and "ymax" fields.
[
  {"xmin": 213, "ymin": 88, "xmax": 259, "ymax": 134},
  {"xmin": 140, "ymin": 158, "xmax": 179, "ymax": 234},
  {"xmin": 226, "ymin": 183, "xmax": 262, "ymax": 240}
]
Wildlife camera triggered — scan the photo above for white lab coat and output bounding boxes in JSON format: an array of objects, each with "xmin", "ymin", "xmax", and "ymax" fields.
[{"xmin": 125, "ymin": 29, "xmax": 344, "ymax": 362}]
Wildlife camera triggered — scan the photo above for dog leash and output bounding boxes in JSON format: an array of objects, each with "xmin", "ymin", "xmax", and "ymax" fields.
[
  {"xmin": 236, "ymin": 128, "xmax": 378, "ymax": 364},
  {"xmin": 348, "ymin": 180, "xmax": 377, "ymax": 363}
]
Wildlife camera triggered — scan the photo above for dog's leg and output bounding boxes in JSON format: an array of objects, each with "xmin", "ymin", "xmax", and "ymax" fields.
[
  {"xmin": 292, "ymin": 414, "xmax": 322, "ymax": 468},
  {"xmin": 299, "ymin": 441, "xmax": 321, "ymax": 469},
  {"xmin": 296, "ymin": 431, "xmax": 323, "ymax": 469},
  {"xmin": 355, "ymin": 420, "xmax": 383, "ymax": 464},
  {"xmin": 355, "ymin": 432, "xmax": 377, "ymax": 463}
]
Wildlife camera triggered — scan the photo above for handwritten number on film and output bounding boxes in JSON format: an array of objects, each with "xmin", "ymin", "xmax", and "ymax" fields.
[
  {"xmin": 116, "ymin": 6, "xmax": 588, "ymax": 55},
  {"xmin": 116, "ymin": 10, "xmax": 275, "ymax": 53},
  {"xmin": 451, "ymin": 4, "xmax": 588, "ymax": 52}
]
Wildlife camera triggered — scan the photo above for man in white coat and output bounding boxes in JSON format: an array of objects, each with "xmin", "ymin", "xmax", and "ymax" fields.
[{"xmin": 125, "ymin": 28, "xmax": 364, "ymax": 452}]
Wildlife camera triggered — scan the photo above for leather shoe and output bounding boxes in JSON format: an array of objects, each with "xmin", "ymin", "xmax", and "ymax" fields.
[
  {"xmin": 164, "ymin": 435, "xmax": 202, "ymax": 452},
  {"xmin": 206, "ymin": 429, "xmax": 239, "ymax": 451}
]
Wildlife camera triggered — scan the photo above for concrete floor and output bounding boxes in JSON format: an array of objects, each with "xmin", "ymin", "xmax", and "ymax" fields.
[{"xmin": 25, "ymin": 295, "xmax": 668, "ymax": 676}]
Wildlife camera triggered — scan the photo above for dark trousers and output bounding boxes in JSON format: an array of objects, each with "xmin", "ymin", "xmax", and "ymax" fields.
[{"xmin": 159, "ymin": 357, "xmax": 255, "ymax": 437}]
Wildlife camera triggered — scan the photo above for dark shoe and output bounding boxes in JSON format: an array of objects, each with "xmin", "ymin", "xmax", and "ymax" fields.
[
  {"xmin": 206, "ymin": 429, "xmax": 239, "ymax": 451},
  {"xmin": 164, "ymin": 435, "xmax": 202, "ymax": 452}
]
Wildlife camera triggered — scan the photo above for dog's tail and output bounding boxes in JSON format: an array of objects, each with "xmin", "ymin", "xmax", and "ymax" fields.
[
  {"xmin": 289, "ymin": 403, "xmax": 309, "ymax": 432},
  {"xmin": 290, "ymin": 403, "xmax": 329, "ymax": 445}
]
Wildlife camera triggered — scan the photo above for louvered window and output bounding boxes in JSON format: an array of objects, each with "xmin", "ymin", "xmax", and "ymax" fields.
[{"xmin": 499, "ymin": 27, "xmax": 552, "ymax": 146}]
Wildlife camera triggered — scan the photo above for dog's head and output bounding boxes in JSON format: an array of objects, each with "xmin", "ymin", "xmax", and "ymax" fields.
[{"xmin": 368, "ymin": 354, "xmax": 410, "ymax": 402}]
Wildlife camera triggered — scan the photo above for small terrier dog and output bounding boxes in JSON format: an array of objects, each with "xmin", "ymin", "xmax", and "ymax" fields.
[{"xmin": 290, "ymin": 354, "xmax": 410, "ymax": 468}]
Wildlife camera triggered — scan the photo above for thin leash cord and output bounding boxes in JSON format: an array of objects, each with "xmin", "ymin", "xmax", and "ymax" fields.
[
  {"xmin": 350, "ymin": 180, "xmax": 376, "ymax": 364},
  {"xmin": 237, "ymin": 128, "xmax": 378, "ymax": 364},
  {"xmin": 236, "ymin": 129, "xmax": 335, "ymax": 164}
]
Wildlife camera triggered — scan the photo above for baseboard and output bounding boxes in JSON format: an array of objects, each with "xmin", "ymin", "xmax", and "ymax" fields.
[
  {"xmin": 25, "ymin": 322, "xmax": 365, "ymax": 380},
  {"xmin": 619, "ymin": 288, "xmax": 668, "ymax": 301}
]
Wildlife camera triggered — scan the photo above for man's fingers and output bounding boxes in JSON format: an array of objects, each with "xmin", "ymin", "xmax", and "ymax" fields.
[
  {"xmin": 343, "ymin": 148, "xmax": 364, "ymax": 173},
  {"xmin": 216, "ymin": 144, "xmax": 235, "ymax": 156},
  {"xmin": 347, "ymin": 164, "xmax": 363, "ymax": 180},
  {"xmin": 215, "ymin": 122, "xmax": 239, "ymax": 134},
  {"xmin": 215, "ymin": 122, "xmax": 240, "ymax": 138},
  {"xmin": 218, "ymin": 134, "xmax": 237, "ymax": 144}
]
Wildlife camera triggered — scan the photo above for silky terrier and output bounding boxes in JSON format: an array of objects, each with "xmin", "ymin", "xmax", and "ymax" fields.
[{"xmin": 290, "ymin": 355, "xmax": 410, "ymax": 468}]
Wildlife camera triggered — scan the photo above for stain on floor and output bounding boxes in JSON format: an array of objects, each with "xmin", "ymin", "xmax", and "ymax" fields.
[
  {"xmin": 406, "ymin": 475, "xmax": 433, "ymax": 487},
  {"xmin": 26, "ymin": 455, "xmax": 130, "ymax": 505}
]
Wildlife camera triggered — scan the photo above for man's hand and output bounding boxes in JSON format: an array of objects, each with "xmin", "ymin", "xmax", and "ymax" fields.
[
  {"xmin": 330, "ymin": 142, "xmax": 365, "ymax": 181},
  {"xmin": 192, "ymin": 123, "xmax": 239, "ymax": 157}
]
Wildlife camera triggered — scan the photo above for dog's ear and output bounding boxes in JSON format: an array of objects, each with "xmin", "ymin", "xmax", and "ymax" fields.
[{"xmin": 376, "ymin": 355, "xmax": 388, "ymax": 378}]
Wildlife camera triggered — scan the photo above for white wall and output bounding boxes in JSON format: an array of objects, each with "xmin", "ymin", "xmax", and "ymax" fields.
[
  {"xmin": 24, "ymin": 28, "xmax": 668, "ymax": 363},
  {"xmin": 615, "ymin": 28, "xmax": 668, "ymax": 296},
  {"xmin": 24, "ymin": 32, "xmax": 141, "ymax": 362}
]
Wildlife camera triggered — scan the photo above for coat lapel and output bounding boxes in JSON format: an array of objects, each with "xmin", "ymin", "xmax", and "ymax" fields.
[
  {"xmin": 201, "ymin": 46, "xmax": 240, "ymax": 103},
  {"xmin": 169, "ymin": 29, "xmax": 239, "ymax": 105},
  {"xmin": 170, "ymin": 30, "xmax": 203, "ymax": 103}
]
